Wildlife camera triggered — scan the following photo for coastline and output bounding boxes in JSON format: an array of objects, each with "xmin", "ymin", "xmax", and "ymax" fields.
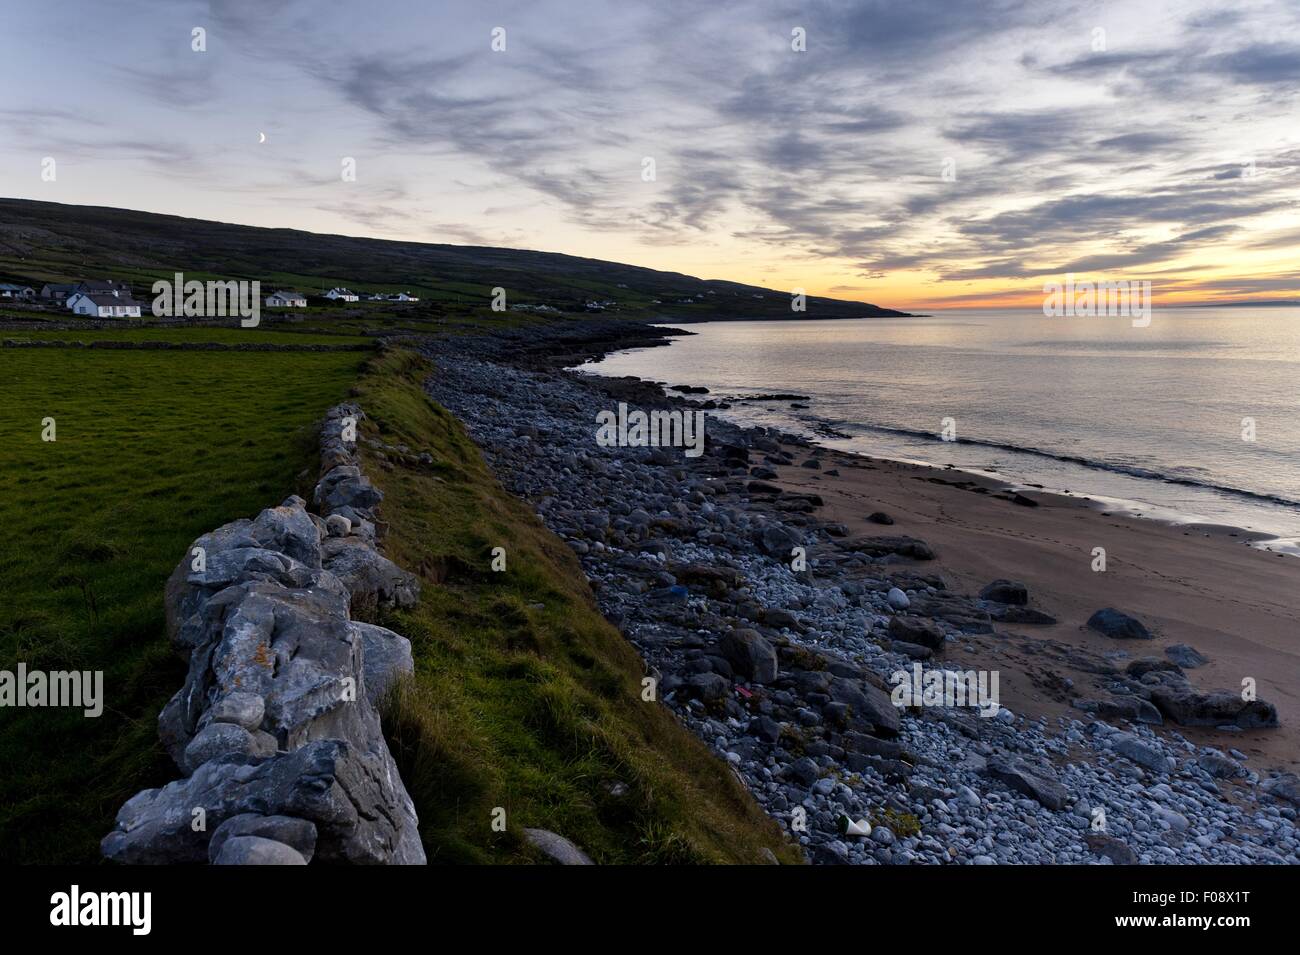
[
  {"xmin": 589, "ymin": 317, "xmax": 1300, "ymax": 557},
  {"xmin": 421, "ymin": 318, "xmax": 1300, "ymax": 864},
  {"xmin": 576, "ymin": 327, "xmax": 1300, "ymax": 772}
]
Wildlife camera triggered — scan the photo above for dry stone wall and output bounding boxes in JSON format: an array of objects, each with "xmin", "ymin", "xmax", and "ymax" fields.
[{"xmin": 101, "ymin": 403, "xmax": 425, "ymax": 865}]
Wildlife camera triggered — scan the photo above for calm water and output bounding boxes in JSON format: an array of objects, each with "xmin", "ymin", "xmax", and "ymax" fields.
[{"xmin": 583, "ymin": 308, "xmax": 1300, "ymax": 553}]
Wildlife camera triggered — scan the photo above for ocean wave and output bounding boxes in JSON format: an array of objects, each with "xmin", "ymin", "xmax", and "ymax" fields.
[{"xmin": 782, "ymin": 413, "xmax": 1300, "ymax": 510}]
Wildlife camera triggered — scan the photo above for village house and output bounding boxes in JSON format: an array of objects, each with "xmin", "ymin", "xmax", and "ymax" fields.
[
  {"xmin": 75, "ymin": 279, "xmax": 131, "ymax": 296},
  {"xmin": 323, "ymin": 287, "xmax": 359, "ymax": 302},
  {"xmin": 388, "ymin": 291, "xmax": 419, "ymax": 302},
  {"xmin": 0, "ymin": 283, "xmax": 35, "ymax": 300},
  {"xmin": 66, "ymin": 291, "xmax": 143, "ymax": 318},
  {"xmin": 40, "ymin": 283, "xmax": 80, "ymax": 301},
  {"xmin": 265, "ymin": 290, "xmax": 308, "ymax": 307}
]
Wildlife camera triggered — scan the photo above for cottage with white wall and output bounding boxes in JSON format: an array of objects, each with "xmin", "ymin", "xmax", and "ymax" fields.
[
  {"xmin": 266, "ymin": 290, "xmax": 308, "ymax": 307},
  {"xmin": 323, "ymin": 288, "xmax": 359, "ymax": 302},
  {"xmin": 66, "ymin": 291, "xmax": 143, "ymax": 318}
]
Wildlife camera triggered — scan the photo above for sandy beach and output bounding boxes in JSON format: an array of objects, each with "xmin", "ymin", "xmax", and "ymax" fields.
[{"xmin": 771, "ymin": 446, "xmax": 1300, "ymax": 773}]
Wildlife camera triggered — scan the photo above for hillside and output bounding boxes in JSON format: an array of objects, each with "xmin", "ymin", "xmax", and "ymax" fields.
[{"xmin": 0, "ymin": 198, "xmax": 909, "ymax": 320}]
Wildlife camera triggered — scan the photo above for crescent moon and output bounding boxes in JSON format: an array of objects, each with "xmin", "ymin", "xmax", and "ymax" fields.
[{"xmin": 258, "ymin": 132, "xmax": 266, "ymax": 144}]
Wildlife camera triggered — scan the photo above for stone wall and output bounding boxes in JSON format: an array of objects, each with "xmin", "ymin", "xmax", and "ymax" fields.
[{"xmin": 101, "ymin": 403, "xmax": 425, "ymax": 865}]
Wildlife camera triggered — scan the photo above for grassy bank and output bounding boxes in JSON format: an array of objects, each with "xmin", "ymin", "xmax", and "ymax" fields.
[
  {"xmin": 354, "ymin": 347, "xmax": 800, "ymax": 863},
  {"xmin": 0, "ymin": 344, "xmax": 364, "ymax": 862}
]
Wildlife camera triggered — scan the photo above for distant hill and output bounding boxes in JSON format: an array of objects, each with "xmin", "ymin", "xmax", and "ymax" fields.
[{"xmin": 0, "ymin": 198, "xmax": 909, "ymax": 320}]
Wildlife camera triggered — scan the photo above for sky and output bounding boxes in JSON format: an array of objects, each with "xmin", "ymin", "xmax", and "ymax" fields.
[{"xmin": 3, "ymin": 0, "xmax": 1299, "ymax": 310}]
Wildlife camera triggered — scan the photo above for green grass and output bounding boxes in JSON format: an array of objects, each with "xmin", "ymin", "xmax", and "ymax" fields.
[
  {"xmin": 0, "ymin": 346, "xmax": 363, "ymax": 862},
  {"xmin": 1, "ymin": 326, "xmax": 376, "ymax": 345},
  {"xmin": 355, "ymin": 348, "xmax": 800, "ymax": 864}
]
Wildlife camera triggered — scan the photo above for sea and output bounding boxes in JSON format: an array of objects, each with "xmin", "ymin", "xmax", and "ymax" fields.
[{"xmin": 581, "ymin": 307, "xmax": 1300, "ymax": 555}]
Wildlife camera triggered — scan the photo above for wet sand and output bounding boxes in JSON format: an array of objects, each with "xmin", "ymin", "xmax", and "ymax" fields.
[{"xmin": 772, "ymin": 446, "xmax": 1300, "ymax": 773}]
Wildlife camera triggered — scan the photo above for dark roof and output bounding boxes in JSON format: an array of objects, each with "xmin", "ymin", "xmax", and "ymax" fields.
[{"xmin": 76, "ymin": 293, "xmax": 141, "ymax": 307}]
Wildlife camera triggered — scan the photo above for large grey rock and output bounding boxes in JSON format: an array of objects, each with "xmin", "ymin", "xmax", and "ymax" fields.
[
  {"xmin": 719, "ymin": 629, "xmax": 778, "ymax": 684},
  {"xmin": 979, "ymin": 579, "xmax": 1028, "ymax": 605},
  {"xmin": 1111, "ymin": 732, "xmax": 1173, "ymax": 773},
  {"xmin": 1170, "ymin": 647, "xmax": 1206, "ymax": 670},
  {"xmin": 827, "ymin": 675, "xmax": 900, "ymax": 737},
  {"xmin": 1086, "ymin": 832, "xmax": 1139, "ymax": 865},
  {"xmin": 183, "ymin": 721, "xmax": 272, "ymax": 773},
  {"xmin": 886, "ymin": 587, "xmax": 910, "ymax": 610},
  {"xmin": 1147, "ymin": 685, "xmax": 1278, "ymax": 728},
  {"xmin": 753, "ymin": 524, "xmax": 801, "ymax": 558},
  {"xmin": 1073, "ymin": 696, "xmax": 1163, "ymax": 725},
  {"xmin": 1165, "ymin": 644, "xmax": 1208, "ymax": 668},
  {"xmin": 838, "ymin": 536, "xmax": 935, "ymax": 560},
  {"xmin": 1197, "ymin": 750, "xmax": 1245, "ymax": 779},
  {"xmin": 314, "ymin": 465, "xmax": 383, "ymax": 517},
  {"xmin": 322, "ymin": 536, "xmax": 420, "ymax": 613},
  {"xmin": 986, "ymin": 755, "xmax": 1068, "ymax": 810},
  {"xmin": 353, "ymin": 621, "xmax": 414, "ymax": 705},
  {"xmin": 682, "ymin": 672, "xmax": 728, "ymax": 702},
  {"xmin": 888, "ymin": 615, "xmax": 945, "ymax": 651},
  {"xmin": 1086, "ymin": 608, "xmax": 1152, "ymax": 639},
  {"xmin": 1125, "ymin": 657, "xmax": 1181, "ymax": 678},
  {"xmin": 1261, "ymin": 773, "xmax": 1300, "ymax": 806},
  {"xmin": 208, "ymin": 813, "xmax": 317, "ymax": 863},
  {"xmin": 523, "ymin": 828, "xmax": 594, "ymax": 865},
  {"xmin": 213, "ymin": 835, "xmax": 307, "ymax": 865},
  {"xmin": 208, "ymin": 691, "xmax": 265, "ymax": 731}
]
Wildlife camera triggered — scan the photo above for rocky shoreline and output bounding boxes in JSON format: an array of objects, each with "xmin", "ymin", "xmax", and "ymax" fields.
[{"xmin": 421, "ymin": 321, "xmax": 1299, "ymax": 865}]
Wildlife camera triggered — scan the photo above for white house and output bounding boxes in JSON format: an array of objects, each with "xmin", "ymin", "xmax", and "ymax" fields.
[
  {"xmin": 323, "ymin": 288, "xmax": 359, "ymax": 302},
  {"xmin": 388, "ymin": 292, "xmax": 419, "ymax": 302},
  {"xmin": 0, "ymin": 283, "xmax": 35, "ymax": 299},
  {"xmin": 265, "ymin": 290, "xmax": 307, "ymax": 307},
  {"xmin": 67, "ymin": 292, "xmax": 143, "ymax": 318}
]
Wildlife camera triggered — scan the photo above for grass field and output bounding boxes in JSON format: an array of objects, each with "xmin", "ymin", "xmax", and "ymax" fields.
[
  {"xmin": 1, "ymin": 326, "xmax": 377, "ymax": 344},
  {"xmin": 0, "ymin": 345, "xmax": 364, "ymax": 862}
]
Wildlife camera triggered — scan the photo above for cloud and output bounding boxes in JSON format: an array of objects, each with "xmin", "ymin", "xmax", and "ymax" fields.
[{"xmin": 4, "ymin": 0, "xmax": 1299, "ymax": 306}]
